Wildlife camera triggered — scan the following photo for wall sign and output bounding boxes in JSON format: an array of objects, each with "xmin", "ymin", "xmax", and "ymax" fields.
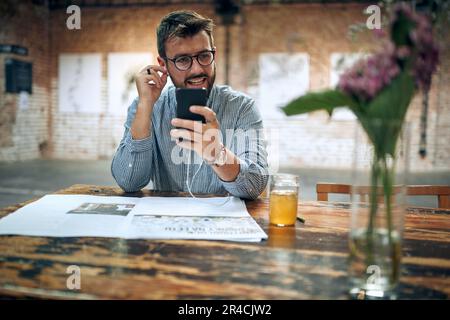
[
  {"xmin": 107, "ymin": 52, "xmax": 153, "ymax": 116},
  {"xmin": 5, "ymin": 59, "xmax": 32, "ymax": 94},
  {"xmin": 258, "ymin": 53, "xmax": 309, "ymax": 120},
  {"xmin": 0, "ymin": 44, "xmax": 28, "ymax": 56},
  {"xmin": 58, "ymin": 54, "xmax": 102, "ymax": 114}
]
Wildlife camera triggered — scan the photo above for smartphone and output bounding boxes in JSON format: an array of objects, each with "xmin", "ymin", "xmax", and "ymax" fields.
[{"xmin": 175, "ymin": 88, "xmax": 208, "ymax": 123}]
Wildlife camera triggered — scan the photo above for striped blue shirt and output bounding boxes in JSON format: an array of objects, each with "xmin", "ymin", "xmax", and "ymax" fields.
[{"xmin": 111, "ymin": 85, "xmax": 268, "ymax": 200}]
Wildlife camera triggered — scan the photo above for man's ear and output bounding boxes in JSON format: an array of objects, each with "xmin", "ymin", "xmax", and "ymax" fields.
[
  {"xmin": 213, "ymin": 46, "xmax": 217, "ymax": 60},
  {"xmin": 157, "ymin": 56, "xmax": 166, "ymax": 68}
]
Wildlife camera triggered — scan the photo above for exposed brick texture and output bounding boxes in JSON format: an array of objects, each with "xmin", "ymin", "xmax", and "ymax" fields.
[
  {"xmin": 0, "ymin": 1, "xmax": 50, "ymax": 160},
  {"xmin": 0, "ymin": 1, "xmax": 448, "ymax": 172}
]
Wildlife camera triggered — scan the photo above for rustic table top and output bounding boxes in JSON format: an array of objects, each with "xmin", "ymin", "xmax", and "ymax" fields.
[{"xmin": 0, "ymin": 184, "xmax": 449, "ymax": 299}]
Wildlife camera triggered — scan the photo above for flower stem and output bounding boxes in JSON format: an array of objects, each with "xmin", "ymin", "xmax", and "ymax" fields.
[
  {"xmin": 382, "ymin": 156, "xmax": 396, "ymax": 283},
  {"xmin": 366, "ymin": 157, "xmax": 380, "ymax": 264},
  {"xmin": 382, "ymin": 157, "xmax": 394, "ymax": 242}
]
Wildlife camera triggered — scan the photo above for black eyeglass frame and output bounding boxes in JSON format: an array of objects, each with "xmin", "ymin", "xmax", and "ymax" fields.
[{"xmin": 165, "ymin": 50, "xmax": 216, "ymax": 71}]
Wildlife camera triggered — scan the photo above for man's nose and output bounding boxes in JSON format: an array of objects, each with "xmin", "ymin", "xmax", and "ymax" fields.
[{"xmin": 189, "ymin": 57, "xmax": 204, "ymax": 74}]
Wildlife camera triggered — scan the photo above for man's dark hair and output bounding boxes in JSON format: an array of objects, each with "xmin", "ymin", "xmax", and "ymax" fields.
[{"xmin": 157, "ymin": 11, "xmax": 215, "ymax": 59}]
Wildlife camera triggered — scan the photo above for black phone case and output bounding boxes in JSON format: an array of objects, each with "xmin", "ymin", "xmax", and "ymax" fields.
[{"xmin": 175, "ymin": 88, "xmax": 208, "ymax": 123}]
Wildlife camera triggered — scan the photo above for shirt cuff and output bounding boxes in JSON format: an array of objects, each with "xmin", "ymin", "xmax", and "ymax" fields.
[
  {"xmin": 220, "ymin": 161, "xmax": 258, "ymax": 196},
  {"xmin": 125, "ymin": 131, "xmax": 153, "ymax": 153}
]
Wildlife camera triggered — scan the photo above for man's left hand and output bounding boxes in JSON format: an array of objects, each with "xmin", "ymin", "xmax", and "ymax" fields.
[{"xmin": 170, "ymin": 106, "xmax": 222, "ymax": 163}]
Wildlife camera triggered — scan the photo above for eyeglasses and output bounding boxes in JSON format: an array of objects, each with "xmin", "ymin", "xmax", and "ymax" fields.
[{"xmin": 165, "ymin": 50, "xmax": 216, "ymax": 71}]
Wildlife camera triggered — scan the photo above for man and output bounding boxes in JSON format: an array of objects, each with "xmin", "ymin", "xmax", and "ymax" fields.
[{"xmin": 111, "ymin": 10, "xmax": 268, "ymax": 200}]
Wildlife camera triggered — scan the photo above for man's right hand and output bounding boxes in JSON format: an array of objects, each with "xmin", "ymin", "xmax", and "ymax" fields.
[
  {"xmin": 135, "ymin": 65, "xmax": 168, "ymax": 104},
  {"xmin": 131, "ymin": 65, "xmax": 168, "ymax": 140}
]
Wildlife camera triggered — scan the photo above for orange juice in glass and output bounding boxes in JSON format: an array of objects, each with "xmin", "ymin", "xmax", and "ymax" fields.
[{"xmin": 269, "ymin": 174, "xmax": 299, "ymax": 226}]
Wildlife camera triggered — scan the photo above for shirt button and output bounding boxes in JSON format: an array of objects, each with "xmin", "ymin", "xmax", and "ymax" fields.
[{"xmin": 128, "ymin": 163, "xmax": 132, "ymax": 168}]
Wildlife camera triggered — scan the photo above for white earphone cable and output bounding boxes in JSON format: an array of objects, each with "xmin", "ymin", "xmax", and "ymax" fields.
[{"xmin": 185, "ymin": 149, "xmax": 230, "ymax": 206}]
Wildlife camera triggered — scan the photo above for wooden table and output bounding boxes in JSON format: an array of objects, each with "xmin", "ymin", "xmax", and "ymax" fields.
[{"xmin": 0, "ymin": 184, "xmax": 449, "ymax": 299}]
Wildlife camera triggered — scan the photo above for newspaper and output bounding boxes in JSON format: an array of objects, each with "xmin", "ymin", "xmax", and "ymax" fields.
[{"xmin": 0, "ymin": 195, "xmax": 267, "ymax": 242}]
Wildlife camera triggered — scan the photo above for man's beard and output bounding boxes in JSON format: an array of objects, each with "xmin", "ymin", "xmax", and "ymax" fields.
[{"xmin": 169, "ymin": 64, "xmax": 216, "ymax": 97}]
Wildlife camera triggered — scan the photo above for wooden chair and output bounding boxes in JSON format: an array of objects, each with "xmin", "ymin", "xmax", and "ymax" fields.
[
  {"xmin": 406, "ymin": 185, "xmax": 450, "ymax": 208},
  {"xmin": 316, "ymin": 183, "xmax": 450, "ymax": 209}
]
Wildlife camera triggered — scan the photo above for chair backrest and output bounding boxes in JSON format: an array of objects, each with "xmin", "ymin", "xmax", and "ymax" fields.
[
  {"xmin": 316, "ymin": 183, "xmax": 450, "ymax": 209},
  {"xmin": 316, "ymin": 183, "xmax": 350, "ymax": 201},
  {"xmin": 406, "ymin": 185, "xmax": 450, "ymax": 208}
]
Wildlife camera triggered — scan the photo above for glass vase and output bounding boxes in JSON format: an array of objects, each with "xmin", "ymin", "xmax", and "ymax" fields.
[{"xmin": 349, "ymin": 120, "xmax": 410, "ymax": 299}]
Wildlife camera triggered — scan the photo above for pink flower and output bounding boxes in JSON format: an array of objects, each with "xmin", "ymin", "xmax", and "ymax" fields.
[
  {"xmin": 396, "ymin": 46, "xmax": 411, "ymax": 59},
  {"xmin": 338, "ymin": 3, "xmax": 439, "ymax": 102},
  {"xmin": 338, "ymin": 50, "xmax": 400, "ymax": 102},
  {"xmin": 392, "ymin": 3, "xmax": 439, "ymax": 91},
  {"xmin": 373, "ymin": 28, "xmax": 387, "ymax": 39}
]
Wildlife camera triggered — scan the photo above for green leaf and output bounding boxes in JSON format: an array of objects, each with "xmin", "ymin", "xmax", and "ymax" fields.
[
  {"xmin": 281, "ymin": 90, "xmax": 358, "ymax": 117},
  {"xmin": 391, "ymin": 10, "xmax": 415, "ymax": 47},
  {"xmin": 365, "ymin": 70, "xmax": 415, "ymax": 121},
  {"xmin": 358, "ymin": 70, "xmax": 415, "ymax": 156}
]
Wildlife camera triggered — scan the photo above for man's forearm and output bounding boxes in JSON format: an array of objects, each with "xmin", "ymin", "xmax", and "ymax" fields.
[
  {"xmin": 211, "ymin": 148, "xmax": 240, "ymax": 182},
  {"xmin": 217, "ymin": 156, "xmax": 269, "ymax": 200},
  {"xmin": 111, "ymin": 140, "xmax": 153, "ymax": 192},
  {"xmin": 130, "ymin": 100, "xmax": 153, "ymax": 140}
]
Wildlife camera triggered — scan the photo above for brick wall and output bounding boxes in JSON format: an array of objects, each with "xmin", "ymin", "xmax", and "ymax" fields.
[
  {"xmin": 432, "ymin": 23, "xmax": 450, "ymax": 170},
  {"xmin": 231, "ymin": 3, "xmax": 449, "ymax": 172},
  {"xmin": 0, "ymin": 0, "xmax": 50, "ymax": 161},
  {"xmin": 1, "ymin": 1, "xmax": 449, "ymax": 172}
]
